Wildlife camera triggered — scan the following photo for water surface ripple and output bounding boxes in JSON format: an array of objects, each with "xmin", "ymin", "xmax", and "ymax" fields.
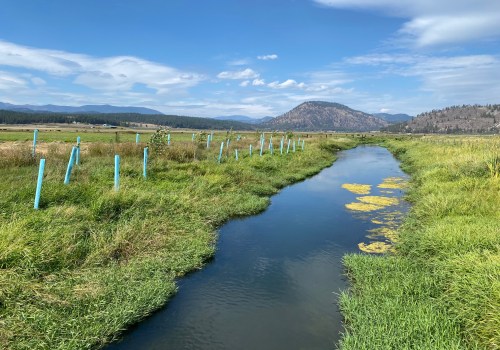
[{"xmin": 107, "ymin": 146, "xmax": 409, "ymax": 350}]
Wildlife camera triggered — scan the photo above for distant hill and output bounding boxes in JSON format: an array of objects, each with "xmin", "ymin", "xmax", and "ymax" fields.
[
  {"xmin": 263, "ymin": 101, "xmax": 388, "ymax": 131},
  {"xmin": 0, "ymin": 102, "xmax": 162, "ymax": 115},
  {"xmin": 373, "ymin": 113, "xmax": 413, "ymax": 123},
  {"xmin": 0, "ymin": 110, "xmax": 256, "ymax": 130},
  {"xmin": 384, "ymin": 105, "xmax": 500, "ymax": 134},
  {"xmin": 214, "ymin": 115, "xmax": 274, "ymax": 124}
]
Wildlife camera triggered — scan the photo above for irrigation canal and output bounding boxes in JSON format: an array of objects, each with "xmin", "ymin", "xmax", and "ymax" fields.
[{"xmin": 107, "ymin": 146, "xmax": 409, "ymax": 350}]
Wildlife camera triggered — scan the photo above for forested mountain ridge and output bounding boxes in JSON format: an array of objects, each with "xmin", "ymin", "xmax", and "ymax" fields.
[{"xmin": 384, "ymin": 105, "xmax": 500, "ymax": 133}]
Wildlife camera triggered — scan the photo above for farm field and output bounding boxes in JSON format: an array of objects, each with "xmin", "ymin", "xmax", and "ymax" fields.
[
  {"xmin": 0, "ymin": 129, "xmax": 498, "ymax": 349},
  {"xmin": 0, "ymin": 128, "xmax": 357, "ymax": 349}
]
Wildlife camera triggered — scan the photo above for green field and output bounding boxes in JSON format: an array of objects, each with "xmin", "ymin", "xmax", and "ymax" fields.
[
  {"xmin": 0, "ymin": 129, "xmax": 356, "ymax": 349},
  {"xmin": 340, "ymin": 136, "xmax": 500, "ymax": 350},
  {"xmin": 1, "ymin": 130, "xmax": 498, "ymax": 349}
]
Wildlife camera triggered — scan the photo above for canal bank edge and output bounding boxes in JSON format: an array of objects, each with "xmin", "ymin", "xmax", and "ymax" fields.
[
  {"xmin": 339, "ymin": 136, "xmax": 500, "ymax": 350},
  {"xmin": 0, "ymin": 135, "xmax": 359, "ymax": 349}
]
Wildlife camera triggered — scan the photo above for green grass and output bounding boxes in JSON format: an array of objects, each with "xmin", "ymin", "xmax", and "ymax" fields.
[
  {"xmin": 339, "ymin": 136, "xmax": 500, "ymax": 350},
  {"xmin": 0, "ymin": 131, "xmax": 358, "ymax": 349}
]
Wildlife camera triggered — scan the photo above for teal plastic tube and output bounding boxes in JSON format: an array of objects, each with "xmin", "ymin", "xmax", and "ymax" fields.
[
  {"xmin": 249, "ymin": 144, "xmax": 252, "ymax": 157},
  {"xmin": 32, "ymin": 129, "xmax": 38, "ymax": 157},
  {"xmin": 114, "ymin": 154, "xmax": 120, "ymax": 191},
  {"xmin": 34, "ymin": 158, "xmax": 45, "ymax": 209},
  {"xmin": 218, "ymin": 142, "xmax": 224, "ymax": 163},
  {"xmin": 64, "ymin": 147, "xmax": 77, "ymax": 184},
  {"xmin": 235, "ymin": 149, "xmax": 238, "ymax": 160},
  {"xmin": 136, "ymin": 133, "xmax": 140, "ymax": 144},
  {"xmin": 287, "ymin": 139, "xmax": 290, "ymax": 154},
  {"xmin": 143, "ymin": 147, "xmax": 148, "ymax": 178},
  {"xmin": 167, "ymin": 133, "xmax": 171, "ymax": 146}
]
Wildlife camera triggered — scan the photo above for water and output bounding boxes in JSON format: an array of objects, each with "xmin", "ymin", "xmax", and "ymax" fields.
[{"xmin": 107, "ymin": 146, "xmax": 409, "ymax": 350}]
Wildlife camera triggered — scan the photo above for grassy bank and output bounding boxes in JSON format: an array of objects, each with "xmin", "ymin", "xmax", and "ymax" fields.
[
  {"xmin": 0, "ymin": 131, "xmax": 357, "ymax": 349},
  {"xmin": 339, "ymin": 136, "xmax": 500, "ymax": 349}
]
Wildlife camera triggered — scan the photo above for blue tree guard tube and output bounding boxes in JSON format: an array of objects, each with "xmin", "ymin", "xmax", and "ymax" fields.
[
  {"xmin": 136, "ymin": 133, "xmax": 140, "ymax": 144},
  {"xmin": 302, "ymin": 140, "xmax": 305, "ymax": 151},
  {"xmin": 64, "ymin": 146, "xmax": 77, "ymax": 184},
  {"xmin": 235, "ymin": 149, "xmax": 238, "ymax": 160},
  {"xmin": 192, "ymin": 133, "xmax": 195, "ymax": 141},
  {"xmin": 293, "ymin": 141, "xmax": 296, "ymax": 152},
  {"xmin": 207, "ymin": 135, "xmax": 210, "ymax": 148},
  {"xmin": 75, "ymin": 146, "xmax": 80, "ymax": 166},
  {"xmin": 260, "ymin": 140, "xmax": 264, "ymax": 156},
  {"xmin": 77, "ymin": 136, "xmax": 81, "ymax": 146},
  {"xmin": 249, "ymin": 144, "xmax": 252, "ymax": 157},
  {"xmin": 218, "ymin": 142, "xmax": 224, "ymax": 163},
  {"xmin": 32, "ymin": 129, "xmax": 38, "ymax": 157},
  {"xmin": 270, "ymin": 142, "xmax": 273, "ymax": 155},
  {"xmin": 298, "ymin": 137, "xmax": 301, "ymax": 145},
  {"xmin": 143, "ymin": 147, "xmax": 148, "ymax": 178},
  {"xmin": 167, "ymin": 133, "xmax": 171, "ymax": 146},
  {"xmin": 34, "ymin": 158, "xmax": 45, "ymax": 210},
  {"xmin": 287, "ymin": 139, "xmax": 291, "ymax": 154},
  {"xmin": 269, "ymin": 136, "xmax": 273, "ymax": 149},
  {"xmin": 114, "ymin": 154, "xmax": 120, "ymax": 191},
  {"xmin": 226, "ymin": 139, "xmax": 230, "ymax": 149},
  {"xmin": 280, "ymin": 139, "xmax": 284, "ymax": 154}
]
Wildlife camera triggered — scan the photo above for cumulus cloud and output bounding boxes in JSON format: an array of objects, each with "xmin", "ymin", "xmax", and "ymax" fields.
[
  {"xmin": 0, "ymin": 40, "xmax": 204, "ymax": 92},
  {"xmin": 257, "ymin": 54, "xmax": 278, "ymax": 60},
  {"xmin": 252, "ymin": 78, "xmax": 266, "ymax": 86},
  {"xmin": 314, "ymin": 0, "xmax": 500, "ymax": 47},
  {"xmin": 217, "ymin": 68, "xmax": 259, "ymax": 79},
  {"xmin": 239, "ymin": 80, "xmax": 250, "ymax": 87},
  {"xmin": 268, "ymin": 79, "xmax": 306, "ymax": 89}
]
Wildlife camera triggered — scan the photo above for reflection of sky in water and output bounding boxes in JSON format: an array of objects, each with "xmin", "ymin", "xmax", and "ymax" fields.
[{"xmin": 107, "ymin": 146, "xmax": 409, "ymax": 350}]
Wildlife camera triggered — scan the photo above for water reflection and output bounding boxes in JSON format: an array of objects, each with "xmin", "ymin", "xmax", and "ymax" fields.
[{"xmin": 107, "ymin": 146, "xmax": 408, "ymax": 350}]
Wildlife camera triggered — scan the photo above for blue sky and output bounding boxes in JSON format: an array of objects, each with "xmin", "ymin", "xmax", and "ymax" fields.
[{"xmin": 1, "ymin": 0, "xmax": 499, "ymax": 118}]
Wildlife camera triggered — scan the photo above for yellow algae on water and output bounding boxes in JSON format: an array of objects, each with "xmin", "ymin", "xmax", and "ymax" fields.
[
  {"xmin": 371, "ymin": 219, "xmax": 384, "ymax": 225},
  {"xmin": 358, "ymin": 241, "xmax": 393, "ymax": 254},
  {"xmin": 367, "ymin": 227, "xmax": 399, "ymax": 242},
  {"xmin": 357, "ymin": 196, "xmax": 399, "ymax": 207},
  {"xmin": 378, "ymin": 177, "xmax": 407, "ymax": 189},
  {"xmin": 341, "ymin": 183, "xmax": 371, "ymax": 195},
  {"xmin": 345, "ymin": 202, "xmax": 384, "ymax": 212}
]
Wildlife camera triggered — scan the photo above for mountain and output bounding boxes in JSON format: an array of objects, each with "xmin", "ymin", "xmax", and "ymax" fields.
[
  {"xmin": 373, "ymin": 113, "xmax": 413, "ymax": 123},
  {"xmin": 0, "ymin": 102, "xmax": 162, "ymax": 115},
  {"xmin": 214, "ymin": 115, "xmax": 274, "ymax": 124},
  {"xmin": 263, "ymin": 101, "xmax": 388, "ymax": 131},
  {"xmin": 384, "ymin": 105, "xmax": 500, "ymax": 134}
]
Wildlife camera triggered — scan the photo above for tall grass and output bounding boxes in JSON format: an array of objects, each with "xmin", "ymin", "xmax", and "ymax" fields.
[
  {"xmin": 339, "ymin": 135, "xmax": 500, "ymax": 350},
  {"xmin": 0, "ymin": 131, "xmax": 354, "ymax": 349}
]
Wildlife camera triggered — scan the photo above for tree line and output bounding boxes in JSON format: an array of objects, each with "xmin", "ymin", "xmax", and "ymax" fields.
[{"xmin": 0, "ymin": 110, "xmax": 256, "ymax": 130}]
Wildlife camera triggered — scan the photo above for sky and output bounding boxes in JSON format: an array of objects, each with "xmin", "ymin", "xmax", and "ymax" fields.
[{"xmin": 0, "ymin": 0, "xmax": 499, "ymax": 118}]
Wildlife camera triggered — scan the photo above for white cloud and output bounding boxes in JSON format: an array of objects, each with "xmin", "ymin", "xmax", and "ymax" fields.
[
  {"xmin": 217, "ymin": 68, "xmax": 259, "ymax": 80},
  {"xmin": 0, "ymin": 71, "xmax": 27, "ymax": 89},
  {"xmin": 239, "ymin": 80, "xmax": 250, "ymax": 87},
  {"xmin": 0, "ymin": 40, "xmax": 204, "ymax": 92},
  {"xmin": 314, "ymin": 0, "xmax": 500, "ymax": 47},
  {"xmin": 347, "ymin": 52, "xmax": 500, "ymax": 104},
  {"xmin": 380, "ymin": 108, "xmax": 391, "ymax": 113},
  {"xmin": 252, "ymin": 78, "xmax": 266, "ymax": 86},
  {"xmin": 257, "ymin": 54, "xmax": 278, "ymax": 60},
  {"xmin": 268, "ymin": 79, "xmax": 306, "ymax": 89},
  {"xmin": 228, "ymin": 58, "xmax": 250, "ymax": 66},
  {"xmin": 31, "ymin": 77, "xmax": 46, "ymax": 86}
]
